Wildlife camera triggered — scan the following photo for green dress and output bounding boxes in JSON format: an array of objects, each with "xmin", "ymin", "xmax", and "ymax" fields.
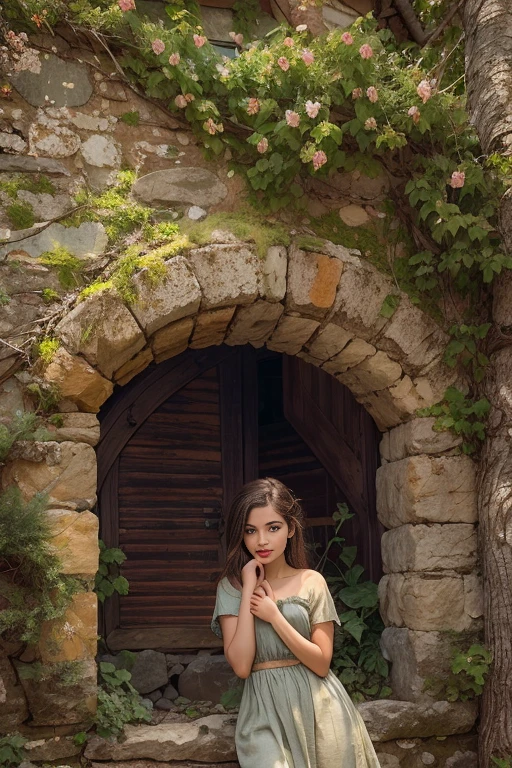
[{"xmin": 211, "ymin": 571, "xmax": 381, "ymax": 768}]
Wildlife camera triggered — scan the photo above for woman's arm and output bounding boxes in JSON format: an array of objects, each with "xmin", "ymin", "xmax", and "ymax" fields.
[
  {"xmin": 219, "ymin": 587, "xmax": 258, "ymax": 679},
  {"xmin": 270, "ymin": 612, "xmax": 334, "ymax": 677},
  {"xmin": 218, "ymin": 560, "xmax": 265, "ymax": 679}
]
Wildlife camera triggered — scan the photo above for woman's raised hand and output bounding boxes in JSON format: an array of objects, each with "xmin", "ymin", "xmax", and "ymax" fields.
[
  {"xmin": 253, "ymin": 579, "xmax": 276, "ymax": 602},
  {"xmin": 250, "ymin": 580, "xmax": 279, "ymax": 623},
  {"xmin": 241, "ymin": 559, "xmax": 265, "ymax": 592}
]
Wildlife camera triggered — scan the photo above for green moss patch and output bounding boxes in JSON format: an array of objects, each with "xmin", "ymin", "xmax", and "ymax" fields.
[
  {"xmin": 39, "ymin": 246, "xmax": 85, "ymax": 290},
  {"xmin": 180, "ymin": 211, "xmax": 291, "ymax": 258}
]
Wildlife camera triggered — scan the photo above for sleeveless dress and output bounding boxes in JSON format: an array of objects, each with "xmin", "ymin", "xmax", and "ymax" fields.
[{"xmin": 211, "ymin": 571, "xmax": 381, "ymax": 768}]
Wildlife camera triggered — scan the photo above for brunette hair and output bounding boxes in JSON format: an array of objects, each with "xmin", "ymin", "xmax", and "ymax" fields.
[{"xmin": 216, "ymin": 477, "xmax": 311, "ymax": 590}]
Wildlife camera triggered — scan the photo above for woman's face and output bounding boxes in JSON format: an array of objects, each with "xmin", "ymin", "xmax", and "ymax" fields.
[{"xmin": 243, "ymin": 503, "xmax": 293, "ymax": 565}]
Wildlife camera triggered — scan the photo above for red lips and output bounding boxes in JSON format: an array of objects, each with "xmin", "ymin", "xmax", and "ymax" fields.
[{"xmin": 256, "ymin": 550, "xmax": 272, "ymax": 557}]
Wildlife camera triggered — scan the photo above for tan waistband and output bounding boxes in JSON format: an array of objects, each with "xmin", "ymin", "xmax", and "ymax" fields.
[{"xmin": 252, "ymin": 659, "xmax": 301, "ymax": 672}]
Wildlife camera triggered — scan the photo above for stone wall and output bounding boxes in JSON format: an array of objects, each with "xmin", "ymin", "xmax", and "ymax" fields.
[{"xmin": 0, "ymin": 29, "xmax": 481, "ymax": 767}]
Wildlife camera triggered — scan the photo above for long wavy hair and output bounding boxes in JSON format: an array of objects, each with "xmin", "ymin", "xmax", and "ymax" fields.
[{"xmin": 216, "ymin": 477, "xmax": 311, "ymax": 591}]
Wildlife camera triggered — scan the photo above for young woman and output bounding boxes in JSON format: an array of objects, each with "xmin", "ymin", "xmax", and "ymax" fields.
[{"xmin": 211, "ymin": 477, "xmax": 381, "ymax": 768}]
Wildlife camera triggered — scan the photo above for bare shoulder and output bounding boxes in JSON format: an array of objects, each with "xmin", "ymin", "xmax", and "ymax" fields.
[{"xmin": 302, "ymin": 569, "xmax": 325, "ymax": 585}]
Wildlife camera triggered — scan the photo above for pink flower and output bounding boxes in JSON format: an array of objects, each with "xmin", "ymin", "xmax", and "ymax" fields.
[
  {"xmin": 305, "ymin": 100, "xmax": 321, "ymax": 118},
  {"xmin": 352, "ymin": 87, "xmax": 363, "ymax": 99},
  {"xmin": 366, "ymin": 86, "xmax": 378, "ymax": 103},
  {"xmin": 364, "ymin": 117, "xmax": 377, "ymax": 130},
  {"xmin": 286, "ymin": 110, "xmax": 300, "ymax": 127},
  {"xmin": 341, "ymin": 32, "xmax": 353, "ymax": 45},
  {"xmin": 193, "ymin": 34, "xmax": 207, "ymax": 48},
  {"xmin": 278, "ymin": 57, "xmax": 290, "ymax": 71},
  {"xmin": 312, "ymin": 150, "xmax": 327, "ymax": 171},
  {"xmin": 184, "ymin": 93, "xmax": 195, "ymax": 103},
  {"xmin": 283, "ymin": 37, "xmax": 294, "ymax": 47},
  {"xmin": 204, "ymin": 118, "xmax": 221, "ymax": 135},
  {"xmin": 449, "ymin": 171, "xmax": 465, "ymax": 189},
  {"xmin": 168, "ymin": 52, "xmax": 180, "ymax": 65},
  {"xmin": 302, "ymin": 49, "xmax": 315, "ymax": 66},
  {"xmin": 247, "ymin": 97, "xmax": 260, "ymax": 115},
  {"xmin": 359, "ymin": 43, "xmax": 373, "ymax": 59},
  {"xmin": 417, "ymin": 79, "xmax": 432, "ymax": 103},
  {"xmin": 407, "ymin": 105, "xmax": 420, "ymax": 124},
  {"xmin": 118, "ymin": 0, "xmax": 135, "ymax": 11},
  {"xmin": 229, "ymin": 31, "xmax": 244, "ymax": 46},
  {"xmin": 175, "ymin": 94, "xmax": 188, "ymax": 108},
  {"xmin": 257, "ymin": 137, "xmax": 269, "ymax": 153},
  {"xmin": 152, "ymin": 39, "xmax": 165, "ymax": 55}
]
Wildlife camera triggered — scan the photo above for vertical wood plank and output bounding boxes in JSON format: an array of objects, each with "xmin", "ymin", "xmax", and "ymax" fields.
[
  {"xmin": 242, "ymin": 345, "xmax": 259, "ymax": 483},
  {"xmin": 219, "ymin": 349, "xmax": 245, "ymax": 521}
]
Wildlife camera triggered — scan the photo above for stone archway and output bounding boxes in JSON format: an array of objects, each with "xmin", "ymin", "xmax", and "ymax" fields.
[{"xmin": 1, "ymin": 234, "xmax": 481, "ymax": 760}]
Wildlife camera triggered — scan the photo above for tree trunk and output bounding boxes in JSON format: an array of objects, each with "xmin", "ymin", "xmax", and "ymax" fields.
[{"xmin": 463, "ymin": 1, "xmax": 512, "ymax": 764}]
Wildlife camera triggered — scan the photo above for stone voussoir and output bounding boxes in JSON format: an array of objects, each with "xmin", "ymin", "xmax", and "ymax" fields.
[
  {"xmin": 286, "ymin": 243, "xmax": 344, "ymax": 319},
  {"xmin": 129, "ymin": 256, "xmax": 202, "ymax": 336},
  {"xmin": 187, "ymin": 243, "xmax": 261, "ymax": 309},
  {"xmin": 56, "ymin": 290, "xmax": 146, "ymax": 379},
  {"xmin": 43, "ymin": 347, "xmax": 113, "ymax": 413},
  {"xmin": 225, "ymin": 300, "xmax": 284, "ymax": 348}
]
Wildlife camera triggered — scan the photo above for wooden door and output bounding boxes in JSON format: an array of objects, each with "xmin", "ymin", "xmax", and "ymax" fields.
[
  {"xmin": 97, "ymin": 346, "xmax": 255, "ymax": 650},
  {"xmin": 97, "ymin": 345, "xmax": 380, "ymax": 651}
]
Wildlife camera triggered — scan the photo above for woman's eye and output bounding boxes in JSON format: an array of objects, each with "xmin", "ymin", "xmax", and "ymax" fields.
[{"xmin": 270, "ymin": 526, "xmax": 280, "ymax": 532}]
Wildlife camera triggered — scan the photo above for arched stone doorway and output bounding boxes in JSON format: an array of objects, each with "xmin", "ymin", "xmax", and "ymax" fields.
[
  {"xmin": 1, "ymin": 234, "xmax": 481, "ymax": 750},
  {"xmin": 96, "ymin": 343, "xmax": 381, "ymax": 650}
]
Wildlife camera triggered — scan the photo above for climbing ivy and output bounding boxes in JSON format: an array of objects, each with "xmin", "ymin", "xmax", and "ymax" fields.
[{"xmin": 418, "ymin": 386, "xmax": 490, "ymax": 455}]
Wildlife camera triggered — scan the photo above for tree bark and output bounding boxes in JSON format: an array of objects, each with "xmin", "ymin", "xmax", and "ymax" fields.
[{"xmin": 463, "ymin": 1, "xmax": 512, "ymax": 763}]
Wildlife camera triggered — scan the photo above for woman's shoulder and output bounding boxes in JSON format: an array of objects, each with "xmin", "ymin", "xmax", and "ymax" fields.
[{"xmin": 301, "ymin": 569, "xmax": 328, "ymax": 590}]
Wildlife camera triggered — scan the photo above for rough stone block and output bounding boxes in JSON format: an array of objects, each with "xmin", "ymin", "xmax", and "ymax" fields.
[
  {"xmin": 376, "ymin": 455, "xmax": 477, "ymax": 528},
  {"xmin": 357, "ymin": 699, "xmax": 477, "ymax": 742},
  {"xmin": 43, "ymin": 348, "xmax": 113, "ymax": 413},
  {"xmin": 0, "ymin": 222, "xmax": 107, "ymax": 262},
  {"xmin": 130, "ymin": 256, "xmax": 201, "ymax": 336},
  {"xmin": 130, "ymin": 650, "xmax": 168, "ymax": 695},
  {"xmin": 38, "ymin": 592, "xmax": 98, "ymax": 664},
  {"xmin": 151, "ymin": 317, "xmax": 194, "ymax": 363},
  {"xmin": 337, "ymin": 350, "xmax": 402, "ymax": 395},
  {"xmin": 378, "ymin": 572, "xmax": 483, "ymax": 631},
  {"xmin": 190, "ymin": 307, "xmax": 236, "ymax": 348},
  {"xmin": 380, "ymin": 628, "xmax": 457, "ymax": 703},
  {"xmin": 225, "ymin": 300, "xmax": 284, "ymax": 348},
  {"xmin": 261, "ymin": 246, "xmax": 287, "ymax": 302},
  {"xmin": 114, "ymin": 348, "xmax": 154, "ymax": 386},
  {"xmin": 381, "ymin": 524, "xmax": 478, "ymax": 573},
  {"xmin": 378, "ymin": 298, "xmax": 449, "ymax": 374},
  {"xmin": 46, "ymin": 412, "xmax": 100, "ymax": 446},
  {"xmin": 178, "ymin": 656, "xmax": 238, "ymax": 704},
  {"xmin": 306, "ymin": 322, "xmax": 353, "ymax": 361},
  {"xmin": 2, "ymin": 441, "xmax": 97, "ymax": 509},
  {"xmin": 188, "ymin": 244, "xmax": 260, "ymax": 309},
  {"xmin": 322, "ymin": 338, "xmax": 375, "ymax": 375},
  {"xmin": 84, "ymin": 715, "xmax": 237, "ymax": 762},
  {"xmin": 286, "ymin": 245, "xmax": 343, "ymax": 319},
  {"xmin": 9, "ymin": 53, "xmax": 93, "ymax": 108},
  {"xmin": 380, "ymin": 417, "xmax": 463, "ymax": 462},
  {"xmin": 45, "ymin": 509, "xmax": 99, "ymax": 577},
  {"xmin": 15, "ymin": 658, "xmax": 97, "ymax": 726},
  {"xmin": 0, "ymin": 655, "xmax": 28, "ymax": 734},
  {"xmin": 56, "ymin": 291, "xmax": 145, "ymax": 379},
  {"xmin": 267, "ymin": 315, "xmax": 320, "ymax": 354},
  {"xmin": 133, "ymin": 168, "xmax": 228, "ymax": 207},
  {"xmin": 330, "ymin": 261, "xmax": 394, "ymax": 341}
]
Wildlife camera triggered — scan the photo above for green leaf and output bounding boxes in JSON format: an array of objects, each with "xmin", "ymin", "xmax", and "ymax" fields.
[{"xmin": 340, "ymin": 581, "xmax": 379, "ymax": 610}]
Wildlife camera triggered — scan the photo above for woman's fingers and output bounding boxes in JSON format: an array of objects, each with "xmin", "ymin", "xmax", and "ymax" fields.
[{"xmin": 260, "ymin": 579, "xmax": 276, "ymax": 601}]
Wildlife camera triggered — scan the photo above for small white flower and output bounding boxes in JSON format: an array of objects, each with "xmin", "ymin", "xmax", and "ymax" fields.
[{"xmin": 295, "ymin": 24, "xmax": 308, "ymax": 32}]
